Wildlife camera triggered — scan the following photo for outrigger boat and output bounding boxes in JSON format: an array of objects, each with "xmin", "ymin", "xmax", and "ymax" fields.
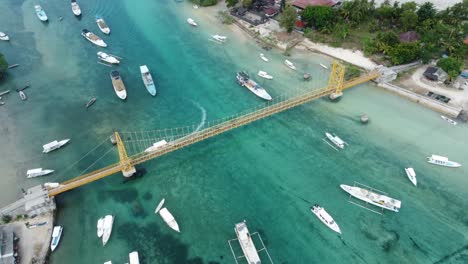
[
  {"xmin": 140, "ymin": 65, "xmax": 156, "ymax": 96},
  {"xmin": 85, "ymin": 97, "xmax": 97, "ymax": 109},
  {"xmin": 71, "ymin": 0, "xmax": 81, "ymax": 16},
  {"xmin": 97, "ymin": 52, "xmax": 120, "ymax": 64},
  {"xmin": 154, "ymin": 198, "xmax": 165, "ymax": 214},
  {"xmin": 427, "ymin": 155, "xmax": 461, "ymax": 168},
  {"xmin": 144, "ymin": 140, "xmax": 167, "ymax": 153},
  {"xmin": 43, "ymin": 139, "xmax": 70, "ymax": 153},
  {"xmin": 441, "ymin": 115, "xmax": 457, "ymax": 125},
  {"xmin": 159, "ymin": 208, "xmax": 180, "ymax": 232},
  {"xmin": 258, "ymin": 70, "xmax": 273, "ymax": 80},
  {"xmin": 82, "ymin": 29, "xmax": 107, "ymax": 47},
  {"xmin": 110, "ymin": 70, "xmax": 127, "ymax": 100},
  {"xmin": 236, "ymin": 71, "xmax": 272, "ymax": 101},
  {"xmin": 259, "ymin": 53, "xmax": 269, "ymax": 62},
  {"xmin": 26, "ymin": 168, "xmax": 54, "ymax": 178},
  {"xmin": 325, "ymin": 132, "xmax": 346, "ymax": 149},
  {"xmin": 284, "ymin": 59, "xmax": 296, "ymax": 70},
  {"xmin": 311, "ymin": 204, "xmax": 341, "ymax": 234},
  {"xmin": 341, "ymin": 183, "xmax": 401, "ymax": 212},
  {"xmin": 96, "ymin": 16, "xmax": 111, "ymax": 34},
  {"xmin": 35, "ymin": 5, "xmax": 48, "ymax": 22},
  {"xmin": 212, "ymin": 35, "xmax": 227, "ymax": 43}
]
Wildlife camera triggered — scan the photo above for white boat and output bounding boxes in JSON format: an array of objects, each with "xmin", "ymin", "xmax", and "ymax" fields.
[
  {"xmin": 212, "ymin": 34, "xmax": 227, "ymax": 42},
  {"xmin": 340, "ymin": 184, "xmax": 401, "ymax": 212},
  {"xmin": 97, "ymin": 217, "xmax": 104, "ymax": 238},
  {"xmin": 325, "ymin": 132, "xmax": 345, "ymax": 149},
  {"xmin": 310, "ymin": 204, "xmax": 341, "ymax": 234},
  {"xmin": 19, "ymin": 91, "xmax": 27, "ymax": 101},
  {"xmin": 35, "ymin": 5, "xmax": 48, "ymax": 22},
  {"xmin": 97, "ymin": 52, "xmax": 120, "ymax": 64},
  {"xmin": 104, "ymin": 261, "xmax": 112, "ymax": 264},
  {"xmin": 0, "ymin": 32, "xmax": 9, "ymax": 41},
  {"xmin": 154, "ymin": 198, "xmax": 165, "ymax": 214},
  {"xmin": 71, "ymin": 0, "xmax": 81, "ymax": 16},
  {"xmin": 257, "ymin": 70, "xmax": 273, "ymax": 80},
  {"xmin": 50, "ymin": 226, "xmax": 63, "ymax": 252},
  {"xmin": 284, "ymin": 59, "xmax": 296, "ymax": 70},
  {"xmin": 140, "ymin": 65, "xmax": 157, "ymax": 96},
  {"xmin": 259, "ymin": 53, "xmax": 269, "ymax": 62},
  {"xmin": 144, "ymin": 140, "xmax": 167, "ymax": 153},
  {"xmin": 187, "ymin": 18, "xmax": 197, "ymax": 26},
  {"xmin": 427, "ymin": 155, "xmax": 461, "ymax": 168},
  {"xmin": 110, "ymin": 70, "xmax": 127, "ymax": 100},
  {"xmin": 43, "ymin": 139, "xmax": 70, "ymax": 153},
  {"xmin": 159, "ymin": 208, "xmax": 180, "ymax": 232},
  {"xmin": 405, "ymin": 167, "xmax": 417, "ymax": 186},
  {"xmin": 102, "ymin": 215, "xmax": 114, "ymax": 246},
  {"xmin": 234, "ymin": 221, "xmax": 261, "ymax": 264},
  {"xmin": 96, "ymin": 16, "xmax": 110, "ymax": 34},
  {"xmin": 441, "ymin": 115, "xmax": 457, "ymax": 125},
  {"xmin": 81, "ymin": 29, "xmax": 107, "ymax": 47},
  {"xmin": 236, "ymin": 71, "xmax": 272, "ymax": 101},
  {"xmin": 26, "ymin": 168, "xmax": 54, "ymax": 178},
  {"xmin": 320, "ymin": 63, "xmax": 329, "ymax": 69},
  {"xmin": 129, "ymin": 251, "xmax": 140, "ymax": 264}
]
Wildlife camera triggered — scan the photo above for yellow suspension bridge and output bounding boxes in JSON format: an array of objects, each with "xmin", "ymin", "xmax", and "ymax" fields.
[{"xmin": 47, "ymin": 62, "xmax": 380, "ymax": 197}]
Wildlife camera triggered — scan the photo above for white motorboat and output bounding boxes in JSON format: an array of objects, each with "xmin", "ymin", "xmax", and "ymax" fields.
[
  {"xmin": 187, "ymin": 18, "xmax": 197, "ymax": 26},
  {"xmin": 0, "ymin": 32, "xmax": 9, "ymax": 41},
  {"xmin": 258, "ymin": 70, "xmax": 273, "ymax": 80},
  {"xmin": 104, "ymin": 261, "xmax": 112, "ymax": 264},
  {"xmin": 110, "ymin": 70, "xmax": 127, "ymax": 100},
  {"xmin": 102, "ymin": 215, "xmax": 114, "ymax": 246},
  {"xmin": 50, "ymin": 226, "xmax": 63, "ymax": 252},
  {"xmin": 405, "ymin": 167, "xmax": 417, "ymax": 186},
  {"xmin": 259, "ymin": 53, "xmax": 269, "ymax": 62},
  {"xmin": 144, "ymin": 140, "xmax": 167, "ymax": 153},
  {"xmin": 97, "ymin": 217, "xmax": 104, "ymax": 238},
  {"xmin": 236, "ymin": 71, "xmax": 272, "ymax": 101},
  {"xmin": 35, "ymin": 5, "xmax": 48, "ymax": 22},
  {"xmin": 340, "ymin": 184, "xmax": 401, "ymax": 212},
  {"xmin": 43, "ymin": 139, "xmax": 70, "ymax": 153},
  {"xmin": 97, "ymin": 52, "xmax": 120, "ymax": 64},
  {"xmin": 441, "ymin": 115, "xmax": 457, "ymax": 125},
  {"xmin": 310, "ymin": 204, "xmax": 341, "ymax": 234},
  {"xmin": 140, "ymin": 65, "xmax": 157, "ymax": 96},
  {"xmin": 154, "ymin": 198, "xmax": 165, "ymax": 214},
  {"xmin": 234, "ymin": 221, "xmax": 261, "ymax": 263},
  {"xmin": 96, "ymin": 16, "xmax": 111, "ymax": 34},
  {"xmin": 284, "ymin": 59, "xmax": 296, "ymax": 70},
  {"xmin": 71, "ymin": 0, "xmax": 81, "ymax": 16},
  {"xmin": 159, "ymin": 208, "xmax": 180, "ymax": 232},
  {"xmin": 325, "ymin": 132, "xmax": 345, "ymax": 149},
  {"xmin": 81, "ymin": 29, "xmax": 107, "ymax": 47},
  {"xmin": 320, "ymin": 63, "xmax": 329, "ymax": 69},
  {"xmin": 129, "ymin": 251, "xmax": 140, "ymax": 264},
  {"xmin": 26, "ymin": 168, "xmax": 54, "ymax": 178},
  {"xmin": 19, "ymin": 91, "xmax": 27, "ymax": 101},
  {"xmin": 212, "ymin": 34, "xmax": 227, "ymax": 42},
  {"xmin": 427, "ymin": 155, "xmax": 461, "ymax": 168}
]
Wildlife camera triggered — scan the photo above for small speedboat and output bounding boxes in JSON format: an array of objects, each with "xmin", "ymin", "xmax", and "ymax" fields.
[
  {"xmin": 187, "ymin": 18, "xmax": 197, "ymax": 27},
  {"xmin": 43, "ymin": 139, "xmax": 70, "ymax": 153},
  {"xmin": 259, "ymin": 53, "xmax": 268, "ymax": 62},
  {"xmin": 257, "ymin": 70, "xmax": 273, "ymax": 80},
  {"xmin": 97, "ymin": 52, "xmax": 120, "ymax": 64},
  {"xmin": 0, "ymin": 32, "xmax": 9, "ymax": 41},
  {"xmin": 284, "ymin": 60, "xmax": 296, "ymax": 70},
  {"xmin": 159, "ymin": 208, "xmax": 180, "ymax": 232},
  {"xmin": 110, "ymin": 71, "xmax": 127, "ymax": 100},
  {"xmin": 427, "ymin": 155, "xmax": 461, "ymax": 168},
  {"xmin": 212, "ymin": 34, "xmax": 227, "ymax": 42},
  {"xmin": 320, "ymin": 63, "xmax": 329, "ymax": 69},
  {"xmin": 26, "ymin": 168, "xmax": 54, "ymax": 178},
  {"xmin": 154, "ymin": 198, "xmax": 165, "ymax": 214},
  {"xmin": 140, "ymin": 65, "xmax": 156, "ymax": 96},
  {"xmin": 19, "ymin": 91, "xmax": 27, "ymax": 101},
  {"xmin": 96, "ymin": 16, "xmax": 110, "ymax": 34},
  {"xmin": 85, "ymin": 97, "xmax": 97, "ymax": 108},
  {"xmin": 102, "ymin": 215, "xmax": 114, "ymax": 246},
  {"xmin": 97, "ymin": 217, "xmax": 104, "ymax": 238},
  {"xmin": 441, "ymin": 115, "xmax": 457, "ymax": 125},
  {"xmin": 35, "ymin": 5, "xmax": 48, "ymax": 22},
  {"xmin": 405, "ymin": 167, "xmax": 417, "ymax": 186},
  {"xmin": 82, "ymin": 29, "xmax": 107, "ymax": 47},
  {"xmin": 50, "ymin": 226, "xmax": 63, "ymax": 252},
  {"xmin": 71, "ymin": 0, "xmax": 81, "ymax": 16},
  {"xmin": 311, "ymin": 204, "xmax": 341, "ymax": 234}
]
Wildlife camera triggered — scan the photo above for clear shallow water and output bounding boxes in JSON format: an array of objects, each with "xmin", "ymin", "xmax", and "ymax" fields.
[{"xmin": 1, "ymin": 0, "xmax": 468, "ymax": 264}]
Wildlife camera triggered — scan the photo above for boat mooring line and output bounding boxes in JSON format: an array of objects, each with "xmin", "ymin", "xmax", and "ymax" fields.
[
  {"xmin": 321, "ymin": 138, "xmax": 339, "ymax": 151},
  {"xmin": 97, "ymin": 61, "xmax": 112, "ymax": 67}
]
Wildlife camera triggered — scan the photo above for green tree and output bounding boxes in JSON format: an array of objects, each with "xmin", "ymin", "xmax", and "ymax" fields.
[
  {"xmin": 301, "ymin": 6, "xmax": 334, "ymax": 30},
  {"xmin": 279, "ymin": 5, "xmax": 297, "ymax": 33},
  {"xmin": 437, "ymin": 57, "xmax": 463, "ymax": 79},
  {"xmin": 191, "ymin": 0, "xmax": 219, "ymax": 7},
  {"xmin": 388, "ymin": 42, "xmax": 420, "ymax": 65},
  {"xmin": 0, "ymin": 53, "xmax": 8, "ymax": 80},
  {"xmin": 340, "ymin": 0, "xmax": 375, "ymax": 26},
  {"xmin": 242, "ymin": 0, "xmax": 252, "ymax": 8},
  {"xmin": 401, "ymin": 1, "xmax": 417, "ymax": 12},
  {"xmin": 400, "ymin": 10, "xmax": 418, "ymax": 31},
  {"xmin": 226, "ymin": 0, "xmax": 238, "ymax": 8},
  {"xmin": 375, "ymin": 31, "xmax": 400, "ymax": 54},
  {"xmin": 417, "ymin": 2, "xmax": 436, "ymax": 22}
]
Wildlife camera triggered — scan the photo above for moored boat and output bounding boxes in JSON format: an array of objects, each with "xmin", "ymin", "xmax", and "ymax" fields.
[
  {"xmin": 284, "ymin": 59, "xmax": 296, "ymax": 70},
  {"xmin": 320, "ymin": 63, "xmax": 329, "ymax": 69},
  {"xmin": 187, "ymin": 18, "xmax": 197, "ymax": 26},
  {"xmin": 259, "ymin": 53, "xmax": 269, "ymax": 62},
  {"xmin": 441, "ymin": 115, "xmax": 457, "ymax": 125},
  {"xmin": 325, "ymin": 132, "xmax": 345, "ymax": 149},
  {"xmin": 236, "ymin": 71, "xmax": 272, "ymax": 101},
  {"xmin": 26, "ymin": 168, "xmax": 54, "ymax": 178},
  {"xmin": 258, "ymin": 70, "xmax": 273, "ymax": 80},
  {"xmin": 71, "ymin": 0, "xmax": 81, "ymax": 16},
  {"xmin": 340, "ymin": 184, "xmax": 401, "ymax": 212},
  {"xmin": 43, "ymin": 139, "xmax": 70, "ymax": 153},
  {"xmin": 35, "ymin": 5, "xmax": 48, "ymax": 22},
  {"xmin": 159, "ymin": 208, "xmax": 180, "ymax": 232},
  {"xmin": 427, "ymin": 155, "xmax": 461, "ymax": 168},
  {"xmin": 104, "ymin": 261, "xmax": 112, "ymax": 264},
  {"xmin": 102, "ymin": 215, "xmax": 114, "ymax": 246},
  {"xmin": 234, "ymin": 221, "xmax": 261, "ymax": 263},
  {"xmin": 140, "ymin": 65, "xmax": 156, "ymax": 96},
  {"xmin": 0, "ymin": 32, "xmax": 9, "ymax": 41},
  {"xmin": 212, "ymin": 34, "xmax": 227, "ymax": 42},
  {"xmin": 97, "ymin": 52, "xmax": 120, "ymax": 64},
  {"xmin": 19, "ymin": 91, "xmax": 27, "ymax": 101},
  {"xmin": 50, "ymin": 226, "xmax": 63, "ymax": 252},
  {"xmin": 154, "ymin": 198, "xmax": 165, "ymax": 214},
  {"xmin": 311, "ymin": 204, "xmax": 341, "ymax": 234},
  {"xmin": 85, "ymin": 97, "xmax": 97, "ymax": 108},
  {"xmin": 145, "ymin": 140, "xmax": 167, "ymax": 153},
  {"xmin": 97, "ymin": 217, "xmax": 104, "ymax": 238},
  {"xmin": 96, "ymin": 16, "xmax": 111, "ymax": 34},
  {"xmin": 129, "ymin": 251, "xmax": 140, "ymax": 264},
  {"xmin": 110, "ymin": 71, "xmax": 127, "ymax": 100},
  {"xmin": 81, "ymin": 29, "xmax": 107, "ymax": 47},
  {"xmin": 405, "ymin": 167, "xmax": 417, "ymax": 186}
]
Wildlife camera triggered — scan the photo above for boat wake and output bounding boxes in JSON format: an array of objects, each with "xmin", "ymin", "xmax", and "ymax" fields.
[{"xmin": 192, "ymin": 101, "xmax": 206, "ymax": 133}]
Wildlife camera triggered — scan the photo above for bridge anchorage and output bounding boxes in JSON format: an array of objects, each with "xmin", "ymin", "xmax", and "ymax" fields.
[{"xmin": 46, "ymin": 61, "xmax": 380, "ymax": 197}]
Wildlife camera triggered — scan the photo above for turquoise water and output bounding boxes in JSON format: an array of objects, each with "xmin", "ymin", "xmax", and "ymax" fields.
[{"xmin": 1, "ymin": 0, "xmax": 468, "ymax": 263}]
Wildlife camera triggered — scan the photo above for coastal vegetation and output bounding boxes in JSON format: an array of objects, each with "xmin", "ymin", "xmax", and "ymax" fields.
[
  {"xmin": 0, "ymin": 53, "xmax": 8, "ymax": 80},
  {"xmin": 279, "ymin": 5, "xmax": 297, "ymax": 33},
  {"xmin": 1, "ymin": 214, "xmax": 12, "ymax": 224},
  {"xmin": 217, "ymin": 10, "xmax": 236, "ymax": 24},
  {"xmin": 190, "ymin": 0, "xmax": 218, "ymax": 7}
]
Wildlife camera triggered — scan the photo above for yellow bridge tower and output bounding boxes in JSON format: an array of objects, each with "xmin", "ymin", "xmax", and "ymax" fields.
[{"xmin": 115, "ymin": 132, "xmax": 136, "ymax": 177}]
